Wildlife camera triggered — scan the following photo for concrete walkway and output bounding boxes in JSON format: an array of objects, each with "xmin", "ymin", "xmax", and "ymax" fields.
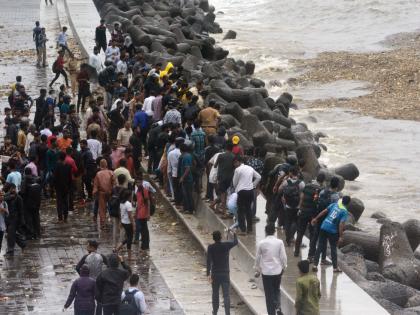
[
  {"xmin": 64, "ymin": 0, "xmax": 110, "ymax": 58},
  {"xmin": 46, "ymin": 0, "xmax": 390, "ymax": 313}
]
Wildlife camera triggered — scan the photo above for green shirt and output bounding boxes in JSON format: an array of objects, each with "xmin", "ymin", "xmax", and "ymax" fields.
[{"xmin": 295, "ymin": 273, "xmax": 321, "ymax": 315}]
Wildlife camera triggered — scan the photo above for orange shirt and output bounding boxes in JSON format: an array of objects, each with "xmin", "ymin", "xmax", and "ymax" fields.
[
  {"xmin": 57, "ymin": 137, "xmax": 73, "ymax": 152},
  {"xmin": 198, "ymin": 107, "xmax": 220, "ymax": 128}
]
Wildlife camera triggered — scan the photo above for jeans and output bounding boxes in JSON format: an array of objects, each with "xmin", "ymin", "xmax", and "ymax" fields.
[
  {"xmin": 36, "ymin": 46, "xmax": 47, "ymax": 65},
  {"xmin": 135, "ymin": 219, "xmax": 150, "ymax": 250},
  {"xmin": 212, "ymin": 273, "xmax": 230, "ymax": 315},
  {"xmin": 294, "ymin": 212, "xmax": 314, "ymax": 255},
  {"xmin": 237, "ymin": 189, "xmax": 254, "ymax": 232},
  {"xmin": 267, "ymin": 194, "xmax": 285, "ymax": 228},
  {"xmin": 77, "ymin": 92, "xmax": 88, "ymax": 112},
  {"xmin": 50, "ymin": 69, "xmax": 69, "ymax": 87},
  {"xmin": 308, "ymin": 222, "xmax": 326, "ymax": 260},
  {"xmin": 83, "ymin": 173, "xmax": 94, "ymax": 199},
  {"xmin": 262, "ymin": 274, "xmax": 282, "ymax": 315},
  {"xmin": 251, "ymin": 189, "xmax": 257, "ymax": 217},
  {"xmin": 206, "ymin": 182, "xmax": 215, "ymax": 201},
  {"xmin": 172, "ymin": 177, "xmax": 182, "ymax": 205},
  {"xmin": 0, "ymin": 230, "xmax": 4, "ymax": 252},
  {"xmin": 182, "ymin": 181, "xmax": 194, "ymax": 213},
  {"xmin": 102, "ymin": 304, "xmax": 119, "ymax": 315},
  {"xmin": 25, "ymin": 206, "xmax": 41, "ymax": 238},
  {"xmin": 284, "ymin": 207, "xmax": 298, "ymax": 245},
  {"xmin": 56, "ymin": 189, "xmax": 69, "ymax": 221},
  {"xmin": 314, "ymin": 230, "xmax": 339, "ymax": 268},
  {"xmin": 121, "ymin": 223, "xmax": 133, "ymax": 250},
  {"xmin": 6, "ymin": 218, "xmax": 26, "ymax": 252}
]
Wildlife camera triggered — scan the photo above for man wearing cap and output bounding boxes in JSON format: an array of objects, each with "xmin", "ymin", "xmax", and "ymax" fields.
[
  {"xmin": 163, "ymin": 102, "xmax": 182, "ymax": 125},
  {"xmin": 198, "ymin": 101, "xmax": 220, "ymax": 137},
  {"xmin": 231, "ymin": 136, "xmax": 243, "ymax": 155},
  {"xmin": 95, "ymin": 19, "xmax": 107, "ymax": 53}
]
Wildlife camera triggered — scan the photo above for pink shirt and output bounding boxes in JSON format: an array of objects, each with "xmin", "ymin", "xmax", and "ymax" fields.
[{"xmin": 26, "ymin": 162, "xmax": 38, "ymax": 176}]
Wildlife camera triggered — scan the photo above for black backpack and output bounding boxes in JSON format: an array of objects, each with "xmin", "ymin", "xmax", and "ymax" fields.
[
  {"xmin": 283, "ymin": 179, "xmax": 301, "ymax": 208},
  {"xmin": 301, "ymin": 182, "xmax": 320, "ymax": 211},
  {"xmin": 119, "ymin": 289, "xmax": 139, "ymax": 315},
  {"xmin": 52, "ymin": 60, "xmax": 59, "ymax": 73},
  {"xmin": 108, "ymin": 187, "xmax": 122, "ymax": 218},
  {"xmin": 317, "ymin": 188, "xmax": 333, "ymax": 213}
]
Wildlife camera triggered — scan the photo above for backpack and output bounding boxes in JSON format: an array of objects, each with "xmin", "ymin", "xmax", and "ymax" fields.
[
  {"xmin": 85, "ymin": 252, "xmax": 104, "ymax": 279},
  {"xmin": 108, "ymin": 187, "xmax": 122, "ymax": 218},
  {"xmin": 52, "ymin": 60, "xmax": 59, "ymax": 73},
  {"xmin": 317, "ymin": 188, "xmax": 333, "ymax": 213},
  {"xmin": 119, "ymin": 289, "xmax": 139, "ymax": 315},
  {"xmin": 301, "ymin": 182, "xmax": 320, "ymax": 212},
  {"xmin": 283, "ymin": 179, "xmax": 301, "ymax": 208}
]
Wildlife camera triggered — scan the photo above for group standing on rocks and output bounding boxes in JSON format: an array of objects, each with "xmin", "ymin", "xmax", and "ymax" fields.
[{"xmin": 3, "ymin": 0, "xmax": 420, "ymax": 314}]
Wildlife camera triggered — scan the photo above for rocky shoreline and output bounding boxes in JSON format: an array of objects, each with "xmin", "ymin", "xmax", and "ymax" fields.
[
  {"xmin": 291, "ymin": 31, "xmax": 420, "ymax": 121},
  {"xmin": 92, "ymin": 0, "xmax": 420, "ymax": 313}
]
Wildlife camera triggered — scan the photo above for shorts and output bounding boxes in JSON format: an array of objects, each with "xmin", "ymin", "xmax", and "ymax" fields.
[{"xmin": 217, "ymin": 179, "xmax": 232, "ymax": 194}]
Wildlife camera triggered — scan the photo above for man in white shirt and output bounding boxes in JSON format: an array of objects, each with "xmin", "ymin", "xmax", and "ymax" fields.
[
  {"xmin": 168, "ymin": 137, "xmax": 183, "ymax": 202},
  {"xmin": 232, "ymin": 155, "xmax": 261, "ymax": 235},
  {"xmin": 143, "ymin": 90, "xmax": 156, "ymax": 119},
  {"xmin": 56, "ymin": 26, "xmax": 72, "ymax": 56},
  {"xmin": 87, "ymin": 130, "xmax": 102, "ymax": 160},
  {"xmin": 121, "ymin": 274, "xmax": 147, "ymax": 315},
  {"xmin": 255, "ymin": 224, "xmax": 287, "ymax": 315},
  {"xmin": 105, "ymin": 40, "xmax": 120, "ymax": 64},
  {"xmin": 116, "ymin": 53, "xmax": 128, "ymax": 76},
  {"xmin": 89, "ymin": 46, "xmax": 103, "ymax": 73}
]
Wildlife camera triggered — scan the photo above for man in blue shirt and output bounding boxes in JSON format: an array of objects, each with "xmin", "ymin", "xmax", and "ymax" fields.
[
  {"xmin": 179, "ymin": 143, "xmax": 194, "ymax": 214},
  {"xmin": 311, "ymin": 196, "xmax": 351, "ymax": 273},
  {"xmin": 133, "ymin": 104, "xmax": 148, "ymax": 130}
]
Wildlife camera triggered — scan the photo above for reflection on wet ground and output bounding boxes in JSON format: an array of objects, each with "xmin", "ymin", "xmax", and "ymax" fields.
[{"xmin": 0, "ymin": 202, "xmax": 184, "ymax": 314}]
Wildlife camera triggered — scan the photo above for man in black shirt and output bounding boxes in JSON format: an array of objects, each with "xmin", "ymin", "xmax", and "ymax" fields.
[
  {"xmin": 53, "ymin": 151, "xmax": 72, "ymax": 222},
  {"xmin": 207, "ymin": 230, "xmax": 238, "ymax": 315},
  {"xmin": 95, "ymin": 19, "xmax": 107, "ymax": 53}
]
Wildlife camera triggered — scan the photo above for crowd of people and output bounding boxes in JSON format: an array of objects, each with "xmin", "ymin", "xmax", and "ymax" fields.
[{"xmin": 0, "ymin": 15, "xmax": 353, "ymax": 315}]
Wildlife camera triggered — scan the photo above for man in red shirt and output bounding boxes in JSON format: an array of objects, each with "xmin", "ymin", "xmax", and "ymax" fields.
[
  {"xmin": 64, "ymin": 147, "xmax": 78, "ymax": 212},
  {"xmin": 231, "ymin": 135, "xmax": 244, "ymax": 156},
  {"xmin": 49, "ymin": 51, "xmax": 69, "ymax": 88}
]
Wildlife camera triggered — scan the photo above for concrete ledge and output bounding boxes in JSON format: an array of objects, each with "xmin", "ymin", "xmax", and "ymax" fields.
[
  {"xmin": 62, "ymin": 0, "xmax": 110, "ymax": 59},
  {"xmin": 151, "ymin": 187, "xmax": 269, "ymax": 315}
]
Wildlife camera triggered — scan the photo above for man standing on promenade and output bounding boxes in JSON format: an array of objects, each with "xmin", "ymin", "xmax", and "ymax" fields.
[
  {"xmin": 232, "ymin": 155, "xmax": 261, "ymax": 235},
  {"xmin": 255, "ymin": 224, "xmax": 287, "ymax": 315},
  {"xmin": 57, "ymin": 26, "xmax": 73, "ymax": 56},
  {"xmin": 295, "ymin": 260, "xmax": 321, "ymax": 315},
  {"xmin": 311, "ymin": 196, "xmax": 351, "ymax": 273},
  {"xmin": 207, "ymin": 230, "xmax": 238, "ymax": 315},
  {"xmin": 33, "ymin": 21, "xmax": 42, "ymax": 65},
  {"xmin": 95, "ymin": 253, "xmax": 131, "ymax": 315},
  {"xmin": 95, "ymin": 19, "xmax": 107, "ymax": 53},
  {"xmin": 54, "ymin": 151, "xmax": 72, "ymax": 223}
]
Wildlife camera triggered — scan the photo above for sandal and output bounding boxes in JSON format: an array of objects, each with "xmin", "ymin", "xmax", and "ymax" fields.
[
  {"xmin": 321, "ymin": 259, "xmax": 332, "ymax": 266},
  {"xmin": 333, "ymin": 268, "xmax": 342, "ymax": 273}
]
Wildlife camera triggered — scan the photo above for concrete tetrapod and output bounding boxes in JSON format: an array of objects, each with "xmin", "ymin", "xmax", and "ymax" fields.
[
  {"xmin": 341, "ymin": 230, "xmax": 380, "ymax": 262},
  {"xmin": 379, "ymin": 222, "xmax": 420, "ymax": 290}
]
